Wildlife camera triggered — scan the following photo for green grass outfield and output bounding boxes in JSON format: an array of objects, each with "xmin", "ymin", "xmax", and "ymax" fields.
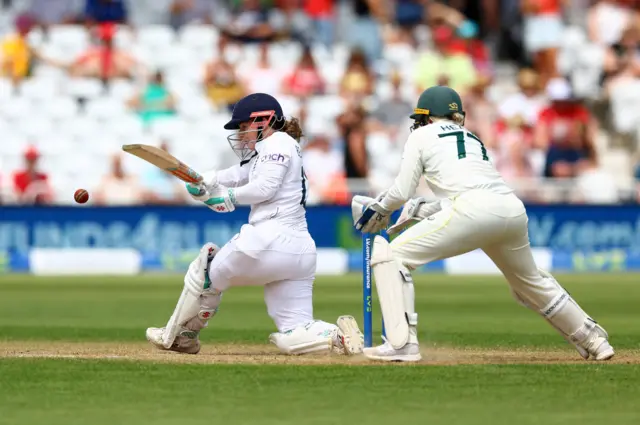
[{"xmin": 1, "ymin": 273, "xmax": 639, "ymax": 425}]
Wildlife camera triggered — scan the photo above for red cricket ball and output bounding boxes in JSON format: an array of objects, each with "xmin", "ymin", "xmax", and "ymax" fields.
[{"xmin": 74, "ymin": 189, "xmax": 89, "ymax": 204}]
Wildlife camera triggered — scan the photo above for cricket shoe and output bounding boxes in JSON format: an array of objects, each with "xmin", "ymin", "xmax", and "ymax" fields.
[
  {"xmin": 580, "ymin": 323, "xmax": 615, "ymax": 361},
  {"xmin": 363, "ymin": 337, "xmax": 422, "ymax": 362},
  {"xmin": 146, "ymin": 327, "xmax": 201, "ymax": 355},
  {"xmin": 335, "ymin": 315, "xmax": 364, "ymax": 355}
]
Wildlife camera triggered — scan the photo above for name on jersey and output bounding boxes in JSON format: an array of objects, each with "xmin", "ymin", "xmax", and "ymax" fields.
[{"xmin": 260, "ymin": 153, "xmax": 287, "ymax": 163}]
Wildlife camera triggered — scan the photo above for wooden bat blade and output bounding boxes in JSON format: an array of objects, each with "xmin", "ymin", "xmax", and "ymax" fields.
[{"xmin": 122, "ymin": 144, "xmax": 203, "ymax": 184}]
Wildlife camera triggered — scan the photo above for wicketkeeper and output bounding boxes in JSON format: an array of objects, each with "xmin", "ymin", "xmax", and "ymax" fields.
[{"xmin": 352, "ymin": 85, "xmax": 614, "ymax": 362}]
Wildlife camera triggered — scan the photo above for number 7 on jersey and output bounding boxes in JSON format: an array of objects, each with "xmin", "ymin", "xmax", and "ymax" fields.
[{"xmin": 439, "ymin": 130, "xmax": 489, "ymax": 161}]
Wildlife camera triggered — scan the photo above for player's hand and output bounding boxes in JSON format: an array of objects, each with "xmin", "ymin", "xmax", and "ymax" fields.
[
  {"xmin": 387, "ymin": 198, "xmax": 428, "ymax": 235},
  {"xmin": 387, "ymin": 198, "xmax": 452, "ymax": 235},
  {"xmin": 203, "ymin": 184, "xmax": 236, "ymax": 213},
  {"xmin": 186, "ymin": 182, "xmax": 209, "ymax": 202}
]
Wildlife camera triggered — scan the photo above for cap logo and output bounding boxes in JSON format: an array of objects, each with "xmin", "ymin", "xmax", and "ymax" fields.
[
  {"xmin": 413, "ymin": 108, "xmax": 429, "ymax": 115},
  {"xmin": 449, "ymin": 103, "xmax": 458, "ymax": 111}
]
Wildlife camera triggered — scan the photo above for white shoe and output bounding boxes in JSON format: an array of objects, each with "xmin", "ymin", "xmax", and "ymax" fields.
[
  {"xmin": 363, "ymin": 337, "xmax": 422, "ymax": 362},
  {"xmin": 146, "ymin": 327, "xmax": 201, "ymax": 354},
  {"xmin": 582, "ymin": 324, "xmax": 615, "ymax": 361},
  {"xmin": 336, "ymin": 315, "xmax": 364, "ymax": 355}
]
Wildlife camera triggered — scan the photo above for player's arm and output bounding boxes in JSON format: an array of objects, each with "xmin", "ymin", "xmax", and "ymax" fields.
[
  {"xmin": 232, "ymin": 149, "xmax": 289, "ymax": 205},
  {"xmin": 378, "ymin": 131, "xmax": 424, "ymax": 212},
  {"xmin": 354, "ymin": 132, "xmax": 424, "ymax": 233},
  {"xmin": 189, "ymin": 151, "xmax": 288, "ymax": 212},
  {"xmin": 209, "ymin": 163, "xmax": 251, "ymax": 188}
]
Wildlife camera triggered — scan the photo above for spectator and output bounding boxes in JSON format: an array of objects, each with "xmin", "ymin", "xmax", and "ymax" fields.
[
  {"xmin": 369, "ymin": 69, "xmax": 412, "ymax": 140},
  {"xmin": 367, "ymin": 71, "xmax": 409, "ymax": 193},
  {"xmin": 94, "ymin": 153, "xmax": 143, "ymax": 205},
  {"xmin": 239, "ymin": 42, "xmax": 281, "ymax": 95},
  {"xmin": 492, "ymin": 115, "xmax": 535, "ymax": 181},
  {"xmin": 521, "ymin": 0, "xmax": 565, "ymax": 85},
  {"xmin": 498, "ymin": 68, "xmax": 547, "ymax": 127},
  {"xmin": 140, "ymin": 142, "xmax": 189, "ymax": 204},
  {"xmin": 304, "ymin": 0, "xmax": 335, "ymax": 48},
  {"xmin": 69, "ymin": 22, "xmax": 140, "ymax": 81},
  {"xmin": 281, "ymin": 45, "xmax": 325, "ymax": 98},
  {"xmin": 462, "ymin": 75, "xmax": 496, "ymax": 147},
  {"xmin": 169, "ymin": 0, "xmax": 214, "ymax": 29},
  {"xmin": 448, "ymin": 0, "xmax": 500, "ymax": 41},
  {"xmin": 127, "ymin": 70, "xmax": 176, "ymax": 125},
  {"xmin": 302, "ymin": 127, "xmax": 349, "ymax": 205},
  {"xmin": 395, "ymin": 0, "xmax": 425, "ymax": 30},
  {"xmin": 1, "ymin": 14, "xmax": 36, "ymax": 83},
  {"xmin": 588, "ymin": 0, "xmax": 633, "ymax": 47},
  {"xmin": 21, "ymin": 0, "xmax": 83, "ymax": 28},
  {"xmin": 221, "ymin": 0, "xmax": 278, "ymax": 44},
  {"xmin": 348, "ymin": 0, "xmax": 386, "ymax": 64},
  {"xmin": 603, "ymin": 26, "xmax": 640, "ymax": 96},
  {"xmin": 84, "ymin": 0, "xmax": 127, "ymax": 25},
  {"xmin": 413, "ymin": 24, "xmax": 477, "ymax": 94},
  {"xmin": 337, "ymin": 102, "xmax": 368, "ymax": 180},
  {"xmin": 457, "ymin": 20, "xmax": 492, "ymax": 77},
  {"xmin": 498, "ymin": 0, "xmax": 527, "ymax": 64},
  {"xmin": 204, "ymin": 57, "xmax": 245, "ymax": 112},
  {"xmin": 340, "ymin": 49, "xmax": 375, "ymax": 102},
  {"xmin": 535, "ymin": 78, "xmax": 598, "ymax": 179},
  {"xmin": 275, "ymin": 0, "xmax": 314, "ymax": 45},
  {"xmin": 12, "ymin": 146, "xmax": 52, "ymax": 205}
]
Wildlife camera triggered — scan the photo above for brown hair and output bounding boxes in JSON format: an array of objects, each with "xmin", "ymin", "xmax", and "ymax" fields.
[{"xmin": 281, "ymin": 117, "xmax": 304, "ymax": 142}]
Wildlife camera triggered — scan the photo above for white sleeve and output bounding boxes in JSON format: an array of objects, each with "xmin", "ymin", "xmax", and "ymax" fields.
[
  {"xmin": 233, "ymin": 149, "xmax": 290, "ymax": 205},
  {"xmin": 379, "ymin": 132, "xmax": 424, "ymax": 212},
  {"xmin": 208, "ymin": 163, "xmax": 251, "ymax": 188}
]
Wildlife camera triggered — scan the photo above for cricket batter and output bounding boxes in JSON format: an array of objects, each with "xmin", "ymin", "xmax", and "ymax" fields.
[
  {"xmin": 353, "ymin": 85, "xmax": 614, "ymax": 362},
  {"xmin": 146, "ymin": 93, "xmax": 363, "ymax": 356}
]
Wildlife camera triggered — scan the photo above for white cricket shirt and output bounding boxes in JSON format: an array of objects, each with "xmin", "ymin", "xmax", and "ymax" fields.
[{"xmin": 380, "ymin": 120, "xmax": 513, "ymax": 212}]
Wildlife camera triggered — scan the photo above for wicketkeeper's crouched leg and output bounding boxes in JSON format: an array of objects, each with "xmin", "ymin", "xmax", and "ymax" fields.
[{"xmin": 483, "ymin": 214, "xmax": 614, "ymax": 361}]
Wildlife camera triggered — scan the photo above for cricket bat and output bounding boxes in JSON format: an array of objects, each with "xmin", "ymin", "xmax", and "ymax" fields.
[{"xmin": 122, "ymin": 144, "xmax": 205, "ymax": 194}]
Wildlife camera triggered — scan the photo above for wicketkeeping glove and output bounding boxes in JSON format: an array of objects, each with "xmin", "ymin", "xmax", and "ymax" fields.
[{"xmin": 354, "ymin": 192, "xmax": 392, "ymax": 234}]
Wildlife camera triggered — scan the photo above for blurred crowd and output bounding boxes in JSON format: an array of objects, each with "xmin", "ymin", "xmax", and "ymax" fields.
[{"xmin": 1, "ymin": 0, "xmax": 639, "ymax": 206}]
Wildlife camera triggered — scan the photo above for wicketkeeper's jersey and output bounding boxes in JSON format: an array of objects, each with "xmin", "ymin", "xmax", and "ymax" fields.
[{"xmin": 380, "ymin": 120, "xmax": 513, "ymax": 212}]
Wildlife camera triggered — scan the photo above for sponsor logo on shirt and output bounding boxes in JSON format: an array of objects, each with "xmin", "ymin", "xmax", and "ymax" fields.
[{"xmin": 260, "ymin": 153, "xmax": 286, "ymax": 163}]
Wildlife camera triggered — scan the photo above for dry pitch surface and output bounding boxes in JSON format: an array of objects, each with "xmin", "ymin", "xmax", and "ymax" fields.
[{"xmin": 2, "ymin": 341, "xmax": 639, "ymax": 365}]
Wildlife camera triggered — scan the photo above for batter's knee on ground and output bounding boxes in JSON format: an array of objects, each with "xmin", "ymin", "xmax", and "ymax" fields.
[{"xmin": 269, "ymin": 321, "xmax": 337, "ymax": 355}]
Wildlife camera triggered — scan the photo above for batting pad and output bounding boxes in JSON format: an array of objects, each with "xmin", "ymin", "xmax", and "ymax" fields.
[{"xmin": 371, "ymin": 236, "xmax": 409, "ymax": 349}]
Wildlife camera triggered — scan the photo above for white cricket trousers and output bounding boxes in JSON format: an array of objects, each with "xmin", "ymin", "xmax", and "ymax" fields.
[
  {"xmin": 206, "ymin": 220, "xmax": 317, "ymax": 332},
  {"xmin": 390, "ymin": 189, "xmax": 559, "ymax": 312}
]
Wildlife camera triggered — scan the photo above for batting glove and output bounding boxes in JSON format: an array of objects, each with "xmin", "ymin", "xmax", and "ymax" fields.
[
  {"xmin": 186, "ymin": 183, "xmax": 236, "ymax": 213},
  {"xmin": 186, "ymin": 183, "xmax": 209, "ymax": 202},
  {"xmin": 203, "ymin": 184, "xmax": 236, "ymax": 213}
]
